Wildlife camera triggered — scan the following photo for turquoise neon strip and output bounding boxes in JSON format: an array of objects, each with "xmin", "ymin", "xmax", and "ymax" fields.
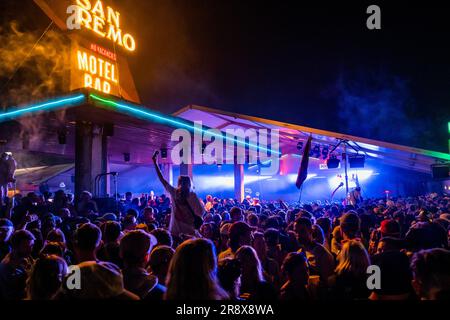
[
  {"xmin": 90, "ymin": 94, "xmax": 281, "ymax": 155},
  {"xmin": 0, "ymin": 94, "xmax": 85, "ymax": 123}
]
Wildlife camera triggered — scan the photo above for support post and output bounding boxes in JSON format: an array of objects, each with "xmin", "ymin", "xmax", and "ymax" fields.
[
  {"xmin": 75, "ymin": 121, "xmax": 93, "ymax": 201},
  {"xmin": 234, "ymin": 163, "xmax": 245, "ymax": 203},
  {"xmin": 343, "ymin": 144, "xmax": 349, "ymax": 195},
  {"xmin": 74, "ymin": 122, "xmax": 109, "ymax": 201}
]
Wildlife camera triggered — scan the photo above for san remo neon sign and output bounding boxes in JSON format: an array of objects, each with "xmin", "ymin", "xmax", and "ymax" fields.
[{"xmin": 67, "ymin": 0, "xmax": 136, "ymax": 52}]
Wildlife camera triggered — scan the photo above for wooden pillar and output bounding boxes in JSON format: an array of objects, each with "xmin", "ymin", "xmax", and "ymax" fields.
[{"xmin": 75, "ymin": 121, "xmax": 93, "ymax": 201}]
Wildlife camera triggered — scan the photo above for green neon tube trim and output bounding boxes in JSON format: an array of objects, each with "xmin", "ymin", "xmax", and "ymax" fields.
[{"xmin": 90, "ymin": 94, "xmax": 281, "ymax": 155}]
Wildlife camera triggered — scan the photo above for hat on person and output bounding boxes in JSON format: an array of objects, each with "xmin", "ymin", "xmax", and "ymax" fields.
[
  {"xmin": 380, "ymin": 219, "xmax": 401, "ymax": 238},
  {"xmin": 229, "ymin": 221, "xmax": 255, "ymax": 239},
  {"xmin": 59, "ymin": 261, "xmax": 139, "ymax": 300}
]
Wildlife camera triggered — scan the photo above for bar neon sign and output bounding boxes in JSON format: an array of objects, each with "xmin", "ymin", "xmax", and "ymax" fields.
[{"xmin": 77, "ymin": 48, "xmax": 118, "ymax": 94}]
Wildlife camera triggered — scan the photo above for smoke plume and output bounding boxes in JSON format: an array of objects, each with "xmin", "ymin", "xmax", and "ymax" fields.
[{"xmin": 0, "ymin": 20, "xmax": 70, "ymax": 151}]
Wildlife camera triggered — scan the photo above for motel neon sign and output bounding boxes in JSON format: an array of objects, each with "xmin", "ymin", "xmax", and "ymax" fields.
[
  {"xmin": 77, "ymin": 46, "xmax": 118, "ymax": 94},
  {"xmin": 67, "ymin": 0, "xmax": 136, "ymax": 52}
]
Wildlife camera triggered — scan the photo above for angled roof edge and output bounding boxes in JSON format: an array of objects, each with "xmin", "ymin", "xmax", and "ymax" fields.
[
  {"xmin": 0, "ymin": 92, "xmax": 86, "ymax": 124},
  {"xmin": 174, "ymin": 104, "xmax": 450, "ymax": 162}
]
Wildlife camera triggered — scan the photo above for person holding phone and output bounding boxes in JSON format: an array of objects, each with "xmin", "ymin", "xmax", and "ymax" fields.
[{"xmin": 151, "ymin": 151, "xmax": 204, "ymax": 238}]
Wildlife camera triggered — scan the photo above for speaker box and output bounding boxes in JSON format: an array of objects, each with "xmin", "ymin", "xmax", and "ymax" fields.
[
  {"xmin": 327, "ymin": 158, "xmax": 340, "ymax": 169},
  {"xmin": 431, "ymin": 164, "xmax": 449, "ymax": 180},
  {"xmin": 349, "ymin": 155, "xmax": 365, "ymax": 168}
]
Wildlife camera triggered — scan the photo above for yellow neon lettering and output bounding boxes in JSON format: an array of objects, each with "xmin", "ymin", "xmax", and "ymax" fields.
[
  {"xmin": 107, "ymin": 7, "xmax": 120, "ymax": 29},
  {"xmin": 94, "ymin": 78, "xmax": 102, "ymax": 91},
  {"xmin": 97, "ymin": 58, "xmax": 105, "ymax": 78},
  {"xmin": 89, "ymin": 55, "xmax": 97, "ymax": 75},
  {"xmin": 92, "ymin": 15, "xmax": 106, "ymax": 37},
  {"xmin": 103, "ymin": 81, "xmax": 111, "ymax": 93},
  {"xmin": 123, "ymin": 33, "xmax": 136, "ymax": 51},
  {"xmin": 91, "ymin": 0, "xmax": 105, "ymax": 19},
  {"xmin": 84, "ymin": 73, "xmax": 93, "ymax": 88},
  {"xmin": 111, "ymin": 63, "xmax": 118, "ymax": 83},
  {"xmin": 77, "ymin": 50, "xmax": 89, "ymax": 71},
  {"xmin": 77, "ymin": 7, "xmax": 92, "ymax": 29},
  {"xmin": 104, "ymin": 61, "xmax": 112, "ymax": 81},
  {"xmin": 76, "ymin": 0, "xmax": 91, "ymax": 10},
  {"xmin": 106, "ymin": 25, "xmax": 123, "ymax": 46}
]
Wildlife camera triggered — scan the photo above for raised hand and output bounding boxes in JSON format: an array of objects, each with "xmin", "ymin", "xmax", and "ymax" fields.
[{"xmin": 152, "ymin": 150, "xmax": 160, "ymax": 163}]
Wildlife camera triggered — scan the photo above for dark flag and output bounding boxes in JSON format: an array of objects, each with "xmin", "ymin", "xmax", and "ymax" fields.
[{"xmin": 296, "ymin": 135, "xmax": 313, "ymax": 189}]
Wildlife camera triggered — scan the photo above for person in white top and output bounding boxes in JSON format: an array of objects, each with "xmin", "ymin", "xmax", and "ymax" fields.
[{"xmin": 152, "ymin": 151, "xmax": 204, "ymax": 238}]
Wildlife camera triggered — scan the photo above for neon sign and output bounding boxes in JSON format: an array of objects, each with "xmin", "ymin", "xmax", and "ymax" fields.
[
  {"xmin": 76, "ymin": 47, "xmax": 118, "ymax": 94},
  {"xmin": 67, "ymin": 0, "xmax": 136, "ymax": 52}
]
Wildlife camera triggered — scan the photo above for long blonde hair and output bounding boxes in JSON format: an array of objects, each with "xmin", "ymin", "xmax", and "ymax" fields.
[
  {"xmin": 335, "ymin": 240, "xmax": 370, "ymax": 278},
  {"xmin": 165, "ymin": 238, "xmax": 228, "ymax": 300},
  {"xmin": 26, "ymin": 255, "xmax": 67, "ymax": 300},
  {"xmin": 235, "ymin": 245, "xmax": 264, "ymax": 293}
]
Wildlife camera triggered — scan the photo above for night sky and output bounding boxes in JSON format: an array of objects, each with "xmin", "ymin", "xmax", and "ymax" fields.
[{"xmin": 1, "ymin": 0, "xmax": 450, "ymax": 153}]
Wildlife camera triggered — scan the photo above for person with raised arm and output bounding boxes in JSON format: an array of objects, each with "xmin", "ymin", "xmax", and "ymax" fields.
[{"xmin": 151, "ymin": 151, "xmax": 204, "ymax": 238}]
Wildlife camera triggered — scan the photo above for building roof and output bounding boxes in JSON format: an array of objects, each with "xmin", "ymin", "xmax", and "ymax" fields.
[
  {"xmin": 1, "ymin": 91, "xmax": 448, "ymax": 174},
  {"xmin": 174, "ymin": 104, "xmax": 450, "ymax": 173}
]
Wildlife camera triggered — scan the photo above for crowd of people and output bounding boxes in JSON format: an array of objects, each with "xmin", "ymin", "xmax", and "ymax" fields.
[{"xmin": 0, "ymin": 154, "xmax": 449, "ymax": 301}]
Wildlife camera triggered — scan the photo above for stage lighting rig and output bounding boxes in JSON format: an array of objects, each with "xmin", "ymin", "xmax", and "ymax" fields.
[
  {"xmin": 327, "ymin": 154, "xmax": 340, "ymax": 169},
  {"xmin": 322, "ymin": 146, "xmax": 329, "ymax": 160}
]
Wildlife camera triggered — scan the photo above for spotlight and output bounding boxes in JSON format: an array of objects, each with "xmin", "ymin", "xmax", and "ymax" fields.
[
  {"xmin": 312, "ymin": 145, "xmax": 321, "ymax": 158},
  {"xmin": 322, "ymin": 146, "xmax": 329, "ymax": 160},
  {"xmin": 160, "ymin": 148, "xmax": 168, "ymax": 159},
  {"xmin": 123, "ymin": 153, "xmax": 131, "ymax": 162},
  {"xmin": 327, "ymin": 155, "xmax": 340, "ymax": 169}
]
